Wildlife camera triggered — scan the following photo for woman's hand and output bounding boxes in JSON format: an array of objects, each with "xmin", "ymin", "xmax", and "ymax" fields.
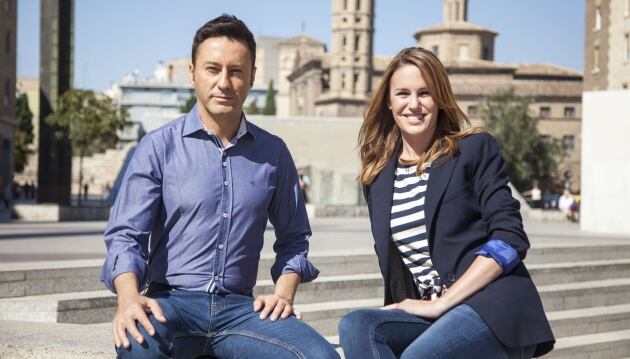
[{"xmin": 382, "ymin": 299, "xmax": 448, "ymax": 319}]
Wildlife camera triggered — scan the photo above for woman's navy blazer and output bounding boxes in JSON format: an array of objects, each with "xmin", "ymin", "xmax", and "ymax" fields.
[{"xmin": 363, "ymin": 132, "xmax": 554, "ymax": 357}]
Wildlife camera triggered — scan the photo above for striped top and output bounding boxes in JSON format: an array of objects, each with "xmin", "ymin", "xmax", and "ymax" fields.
[{"xmin": 390, "ymin": 162, "xmax": 443, "ymax": 300}]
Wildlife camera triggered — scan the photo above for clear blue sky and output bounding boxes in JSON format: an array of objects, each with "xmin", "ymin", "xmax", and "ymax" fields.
[{"xmin": 17, "ymin": 0, "xmax": 585, "ymax": 91}]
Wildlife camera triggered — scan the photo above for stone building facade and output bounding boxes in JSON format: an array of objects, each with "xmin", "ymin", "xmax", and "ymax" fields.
[
  {"xmin": 0, "ymin": 0, "xmax": 17, "ymax": 202},
  {"xmin": 584, "ymin": 0, "xmax": 630, "ymax": 90},
  {"xmin": 285, "ymin": 0, "xmax": 583, "ymax": 193}
]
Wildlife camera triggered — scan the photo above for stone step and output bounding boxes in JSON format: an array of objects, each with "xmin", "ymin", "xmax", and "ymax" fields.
[
  {"xmin": 547, "ymin": 329, "xmax": 630, "ymax": 358},
  {"xmin": 539, "ymin": 278, "xmax": 630, "ymax": 312},
  {"xmin": 525, "ymin": 243, "xmax": 630, "ymax": 264},
  {"xmin": 548, "ymin": 304, "xmax": 630, "ymax": 338},
  {"xmin": 528, "ymin": 258, "xmax": 630, "ymax": 286},
  {"xmin": 3, "ymin": 245, "xmax": 630, "ymax": 299},
  {"xmin": 0, "ymin": 320, "xmax": 113, "ymax": 359},
  {"xmin": 0, "ymin": 274, "xmax": 384, "ymax": 324},
  {"xmin": 3, "ymin": 274, "xmax": 629, "ymax": 327},
  {"xmin": 300, "ymin": 298, "xmax": 382, "ymax": 337},
  {"xmin": 0, "ymin": 253, "xmax": 381, "ymax": 299}
]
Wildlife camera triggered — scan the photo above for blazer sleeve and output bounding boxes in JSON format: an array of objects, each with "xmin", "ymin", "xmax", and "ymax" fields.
[{"xmin": 471, "ymin": 133, "xmax": 530, "ymax": 259}]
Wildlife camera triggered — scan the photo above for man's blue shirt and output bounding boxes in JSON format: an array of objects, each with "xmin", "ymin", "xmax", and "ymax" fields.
[{"xmin": 101, "ymin": 105, "xmax": 319, "ymax": 295}]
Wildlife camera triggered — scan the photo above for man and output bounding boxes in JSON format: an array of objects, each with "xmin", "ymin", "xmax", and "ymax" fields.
[{"xmin": 101, "ymin": 15, "xmax": 339, "ymax": 359}]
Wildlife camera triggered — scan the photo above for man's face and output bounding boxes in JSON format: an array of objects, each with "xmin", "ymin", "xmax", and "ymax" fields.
[{"xmin": 189, "ymin": 36, "xmax": 255, "ymax": 119}]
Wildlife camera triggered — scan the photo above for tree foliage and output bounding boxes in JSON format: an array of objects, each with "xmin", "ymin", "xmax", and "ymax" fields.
[
  {"xmin": 245, "ymin": 97, "xmax": 259, "ymax": 114},
  {"xmin": 179, "ymin": 94, "xmax": 197, "ymax": 113},
  {"xmin": 479, "ymin": 89, "xmax": 565, "ymax": 192},
  {"xmin": 14, "ymin": 93, "xmax": 35, "ymax": 173},
  {"xmin": 46, "ymin": 89, "xmax": 131, "ymax": 205},
  {"xmin": 263, "ymin": 80, "xmax": 276, "ymax": 115}
]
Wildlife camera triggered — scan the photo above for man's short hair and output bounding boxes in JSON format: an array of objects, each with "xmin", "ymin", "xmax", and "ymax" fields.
[{"xmin": 191, "ymin": 14, "xmax": 256, "ymax": 68}]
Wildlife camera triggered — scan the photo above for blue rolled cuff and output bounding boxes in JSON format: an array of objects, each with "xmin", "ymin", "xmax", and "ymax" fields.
[
  {"xmin": 271, "ymin": 254, "xmax": 320, "ymax": 284},
  {"xmin": 100, "ymin": 250, "xmax": 148, "ymax": 293},
  {"xmin": 475, "ymin": 239, "xmax": 519, "ymax": 275}
]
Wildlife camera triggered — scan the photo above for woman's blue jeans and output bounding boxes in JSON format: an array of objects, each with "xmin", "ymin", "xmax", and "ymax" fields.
[
  {"xmin": 116, "ymin": 289, "xmax": 339, "ymax": 359},
  {"xmin": 339, "ymin": 304, "xmax": 535, "ymax": 359}
]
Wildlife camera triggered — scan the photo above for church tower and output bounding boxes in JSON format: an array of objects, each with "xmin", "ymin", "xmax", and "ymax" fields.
[
  {"xmin": 443, "ymin": 0, "xmax": 468, "ymax": 23},
  {"xmin": 315, "ymin": 0, "xmax": 374, "ymax": 117},
  {"xmin": 415, "ymin": 0, "xmax": 497, "ymax": 63}
]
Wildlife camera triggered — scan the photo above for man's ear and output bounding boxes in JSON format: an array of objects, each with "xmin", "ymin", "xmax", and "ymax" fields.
[
  {"xmin": 188, "ymin": 62, "xmax": 195, "ymax": 84},
  {"xmin": 250, "ymin": 66, "xmax": 257, "ymax": 87}
]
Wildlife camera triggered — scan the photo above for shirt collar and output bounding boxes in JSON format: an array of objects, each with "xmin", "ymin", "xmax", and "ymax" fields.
[{"xmin": 182, "ymin": 104, "xmax": 256, "ymax": 142}]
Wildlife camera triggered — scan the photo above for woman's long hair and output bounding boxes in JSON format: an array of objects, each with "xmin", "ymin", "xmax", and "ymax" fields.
[{"xmin": 358, "ymin": 47, "xmax": 481, "ymax": 185}]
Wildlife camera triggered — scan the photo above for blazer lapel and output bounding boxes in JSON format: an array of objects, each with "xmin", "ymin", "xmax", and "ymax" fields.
[
  {"xmin": 370, "ymin": 149, "xmax": 398, "ymax": 258},
  {"xmin": 425, "ymin": 155, "xmax": 458, "ymax": 244}
]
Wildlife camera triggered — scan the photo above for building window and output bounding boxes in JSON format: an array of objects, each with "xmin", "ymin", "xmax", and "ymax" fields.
[
  {"xmin": 563, "ymin": 135, "xmax": 575, "ymax": 152},
  {"xmin": 355, "ymin": 34, "xmax": 360, "ymax": 51},
  {"xmin": 458, "ymin": 44, "xmax": 469, "ymax": 60},
  {"xmin": 341, "ymin": 73, "xmax": 346, "ymax": 90},
  {"xmin": 539, "ymin": 106, "xmax": 551, "ymax": 118},
  {"xmin": 467, "ymin": 105, "xmax": 478, "ymax": 116},
  {"xmin": 482, "ymin": 46, "xmax": 489, "ymax": 60},
  {"xmin": 626, "ymin": 0, "xmax": 630, "ymax": 17},
  {"xmin": 432, "ymin": 46, "xmax": 439, "ymax": 57},
  {"xmin": 594, "ymin": 45, "xmax": 600, "ymax": 71},
  {"xmin": 342, "ymin": 35, "xmax": 347, "ymax": 49},
  {"xmin": 564, "ymin": 107, "xmax": 575, "ymax": 118},
  {"xmin": 356, "ymin": 0, "xmax": 361, "ymax": 11},
  {"xmin": 623, "ymin": 83, "xmax": 628, "ymax": 89},
  {"xmin": 353, "ymin": 72, "xmax": 359, "ymax": 92},
  {"xmin": 595, "ymin": 7, "xmax": 601, "ymax": 31},
  {"xmin": 343, "ymin": 0, "xmax": 347, "ymax": 10},
  {"xmin": 626, "ymin": 33, "xmax": 630, "ymax": 62}
]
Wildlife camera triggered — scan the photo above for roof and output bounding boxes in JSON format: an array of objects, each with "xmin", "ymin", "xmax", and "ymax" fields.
[
  {"xmin": 278, "ymin": 34, "xmax": 326, "ymax": 47},
  {"xmin": 415, "ymin": 21, "xmax": 498, "ymax": 37}
]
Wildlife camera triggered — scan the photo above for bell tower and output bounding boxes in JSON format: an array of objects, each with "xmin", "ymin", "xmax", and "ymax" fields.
[{"xmin": 315, "ymin": 0, "xmax": 374, "ymax": 117}]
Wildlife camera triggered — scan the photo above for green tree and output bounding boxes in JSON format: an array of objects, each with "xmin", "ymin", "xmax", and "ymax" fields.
[
  {"xmin": 245, "ymin": 97, "xmax": 259, "ymax": 114},
  {"xmin": 46, "ymin": 89, "xmax": 131, "ymax": 206},
  {"xmin": 179, "ymin": 94, "xmax": 196, "ymax": 113},
  {"xmin": 263, "ymin": 80, "xmax": 276, "ymax": 115},
  {"xmin": 14, "ymin": 93, "xmax": 35, "ymax": 173},
  {"xmin": 479, "ymin": 89, "xmax": 564, "ymax": 193}
]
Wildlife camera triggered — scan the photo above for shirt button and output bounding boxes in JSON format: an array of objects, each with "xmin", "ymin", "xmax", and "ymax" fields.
[
  {"xmin": 218, "ymin": 244, "xmax": 224, "ymax": 250},
  {"xmin": 222, "ymin": 161, "xmax": 227, "ymax": 167},
  {"xmin": 224, "ymin": 181, "xmax": 229, "ymax": 186},
  {"xmin": 447, "ymin": 273, "xmax": 456, "ymax": 282},
  {"xmin": 214, "ymin": 275, "xmax": 219, "ymax": 281},
  {"xmin": 222, "ymin": 212, "xmax": 228, "ymax": 218}
]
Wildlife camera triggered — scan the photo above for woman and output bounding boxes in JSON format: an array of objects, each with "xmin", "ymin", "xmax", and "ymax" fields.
[{"xmin": 338, "ymin": 47, "xmax": 554, "ymax": 358}]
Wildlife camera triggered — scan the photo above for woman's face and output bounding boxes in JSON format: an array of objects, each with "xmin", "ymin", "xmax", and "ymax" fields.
[{"xmin": 387, "ymin": 64, "xmax": 439, "ymax": 142}]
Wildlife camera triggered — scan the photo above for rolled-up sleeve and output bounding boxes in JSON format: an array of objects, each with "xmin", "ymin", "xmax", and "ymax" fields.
[
  {"xmin": 475, "ymin": 239, "xmax": 520, "ymax": 275},
  {"xmin": 267, "ymin": 141, "xmax": 319, "ymax": 284},
  {"xmin": 100, "ymin": 135, "xmax": 164, "ymax": 293}
]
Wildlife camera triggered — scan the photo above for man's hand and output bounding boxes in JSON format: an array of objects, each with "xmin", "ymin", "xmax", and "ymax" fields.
[
  {"xmin": 253, "ymin": 294, "xmax": 302, "ymax": 321},
  {"xmin": 112, "ymin": 272, "xmax": 167, "ymax": 348},
  {"xmin": 253, "ymin": 272, "xmax": 301, "ymax": 321},
  {"xmin": 383, "ymin": 299, "xmax": 448, "ymax": 319}
]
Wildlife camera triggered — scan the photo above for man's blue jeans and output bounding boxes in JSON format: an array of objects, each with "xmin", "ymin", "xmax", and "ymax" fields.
[
  {"xmin": 116, "ymin": 289, "xmax": 340, "ymax": 359},
  {"xmin": 338, "ymin": 304, "xmax": 536, "ymax": 359}
]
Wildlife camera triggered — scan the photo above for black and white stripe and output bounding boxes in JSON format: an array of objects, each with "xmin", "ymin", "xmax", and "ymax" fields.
[{"xmin": 390, "ymin": 162, "xmax": 442, "ymax": 299}]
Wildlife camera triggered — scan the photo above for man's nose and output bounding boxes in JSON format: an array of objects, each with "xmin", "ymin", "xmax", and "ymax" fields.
[{"xmin": 217, "ymin": 69, "xmax": 231, "ymax": 90}]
